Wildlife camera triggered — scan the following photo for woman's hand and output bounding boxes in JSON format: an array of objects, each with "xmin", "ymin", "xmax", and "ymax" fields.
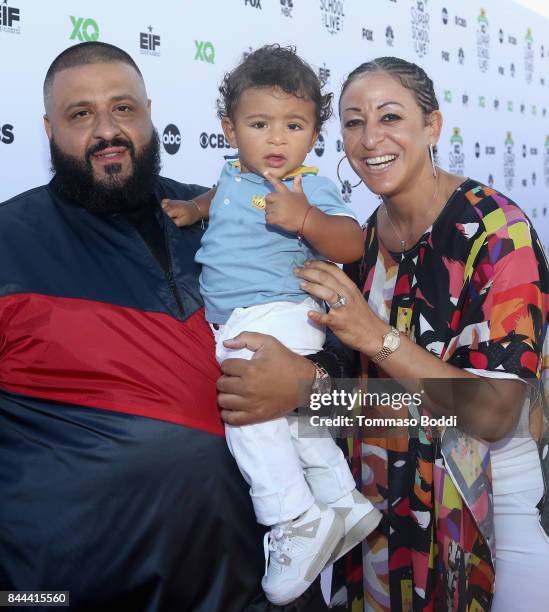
[
  {"xmin": 216, "ymin": 332, "xmax": 316, "ymax": 426},
  {"xmin": 295, "ymin": 260, "xmax": 387, "ymax": 357}
]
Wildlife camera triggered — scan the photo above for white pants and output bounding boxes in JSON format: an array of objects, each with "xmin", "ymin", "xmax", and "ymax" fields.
[
  {"xmin": 213, "ymin": 298, "xmax": 356, "ymax": 526},
  {"xmin": 490, "ymin": 436, "xmax": 549, "ymax": 611}
]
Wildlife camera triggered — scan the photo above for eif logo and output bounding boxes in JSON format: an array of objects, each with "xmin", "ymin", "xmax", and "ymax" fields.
[
  {"xmin": 476, "ymin": 8, "xmax": 490, "ymax": 73},
  {"xmin": 195, "ymin": 40, "xmax": 215, "ymax": 64},
  {"xmin": 0, "ymin": 123, "xmax": 14, "ymax": 144},
  {"xmin": 0, "ymin": 0, "xmax": 20, "ymax": 34},
  {"xmin": 70, "ymin": 16, "xmax": 99, "ymax": 42},
  {"xmin": 140, "ymin": 26, "xmax": 160, "ymax": 57},
  {"xmin": 318, "ymin": 63, "xmax": 331, "ymax": 84}
]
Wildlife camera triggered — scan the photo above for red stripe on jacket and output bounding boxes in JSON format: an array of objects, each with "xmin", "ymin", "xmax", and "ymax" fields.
[{"xmin": 0, "ymin": 293, "xmax": 224, "ymax": 436}]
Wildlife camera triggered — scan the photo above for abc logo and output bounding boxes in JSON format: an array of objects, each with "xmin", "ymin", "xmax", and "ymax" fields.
[{"xmin": 162, "ymin": 124, "xmax": 181, "ymax": 155}]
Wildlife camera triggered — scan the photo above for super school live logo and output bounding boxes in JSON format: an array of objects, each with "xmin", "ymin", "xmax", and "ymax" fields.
[
  {"xmin": 410, "ymin": 0, "xmax": 430, "ymax": 58},
  {"xmin": 320, "ymin": 0, "xmax": 345, "ymax": 35}
]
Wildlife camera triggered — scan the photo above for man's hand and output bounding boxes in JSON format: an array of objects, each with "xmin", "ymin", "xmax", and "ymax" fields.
[
  {"xmin": 264, "ymin": 173, "xmax": 311, "ymax": 233},
  {"xmin": 161, "ymin": 199, "xmax": 200, "ymax": 227},
  {"xmin": 217, "ymin": 332, "xmax": 316, "ymax": 426}
]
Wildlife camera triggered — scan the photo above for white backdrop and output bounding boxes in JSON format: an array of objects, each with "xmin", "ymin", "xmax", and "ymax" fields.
[{"xmin": 1, "ymin": 0, "xmax": 548, "ymax": 248}]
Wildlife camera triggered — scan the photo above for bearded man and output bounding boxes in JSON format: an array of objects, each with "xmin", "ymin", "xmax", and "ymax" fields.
[{"xmin": 0, "ymin": 42, "xmax": 337, "ymax": 611}]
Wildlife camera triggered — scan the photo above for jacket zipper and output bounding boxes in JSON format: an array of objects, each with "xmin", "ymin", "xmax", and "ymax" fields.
[
  {"xmin": 115, "ymin": 212, "xmax": 186, "ymax": 319},
  {"xmin": 161, "ymin": 221, "xmax": 185, "ymax": 319}
]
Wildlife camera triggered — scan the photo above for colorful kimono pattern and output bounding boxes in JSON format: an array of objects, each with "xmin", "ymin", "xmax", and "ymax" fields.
[{"xmin": 330, "ymin": 180, "xmax": 549, "ymax": 611}]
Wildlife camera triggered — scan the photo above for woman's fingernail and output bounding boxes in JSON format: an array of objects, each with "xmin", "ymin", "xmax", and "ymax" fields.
[{"xmin": 299, "ymin": 281, "xmax": 307, "ymax": 288}]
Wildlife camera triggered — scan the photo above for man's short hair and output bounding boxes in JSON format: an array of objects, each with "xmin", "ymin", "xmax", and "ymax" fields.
[{"xmin": 43, "ymin": 42, "xmax": 144, "ymax": 105}]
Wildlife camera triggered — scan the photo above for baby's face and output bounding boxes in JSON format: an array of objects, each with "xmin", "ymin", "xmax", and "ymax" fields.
[{"xmin": 221, "ymin": 86, "xmax": 318, "ymax": 178}]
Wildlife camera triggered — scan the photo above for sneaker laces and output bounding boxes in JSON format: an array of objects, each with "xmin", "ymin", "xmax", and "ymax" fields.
[{"xmin": 263, "ymin": 525, "xmax": 292, "ymax": 576}]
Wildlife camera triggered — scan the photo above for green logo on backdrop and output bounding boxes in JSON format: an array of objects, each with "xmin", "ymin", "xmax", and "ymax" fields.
[
  {"xmin": 194, "ymin": 40, "xmax": 215, "ymax": 64},
  {"xmin": 70, "ymin": 16, "xmax": 99, "ymax": 41}
]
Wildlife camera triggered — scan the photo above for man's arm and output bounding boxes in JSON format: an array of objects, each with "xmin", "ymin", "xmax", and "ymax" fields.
[{"xmin": 216, "ymin": 330, "xmax": 356, "ymax": 426}]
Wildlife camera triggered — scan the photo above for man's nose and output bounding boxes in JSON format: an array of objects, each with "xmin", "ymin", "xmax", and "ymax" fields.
[{"xmin": 92, "ymin": 110, "xmax": 122, "ymax": 141}]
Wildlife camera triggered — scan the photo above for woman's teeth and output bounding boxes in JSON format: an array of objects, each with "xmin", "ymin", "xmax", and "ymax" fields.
[{"xmin": 365, "ymin": 154, "xmax": 397, "ymax": 169}]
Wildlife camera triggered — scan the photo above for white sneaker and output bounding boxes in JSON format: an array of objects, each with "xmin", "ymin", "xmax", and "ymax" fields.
[
  {"xmin": 261, "ymin": 501, "xmax": 344, "ymax": 606},
  {"xmin": 326, "ymin": 489, "xmax": 382, "ymax": 565}
]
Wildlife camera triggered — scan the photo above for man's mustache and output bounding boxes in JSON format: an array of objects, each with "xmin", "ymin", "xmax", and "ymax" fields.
[{"xmin": 86, "ymin": 138, "xmax": 134, "ymax": 160}]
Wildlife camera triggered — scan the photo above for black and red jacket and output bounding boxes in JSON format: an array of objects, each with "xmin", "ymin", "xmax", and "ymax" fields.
[{"xmin": 0, "ymin": 178, "xmax": 328, "ymax": 611}]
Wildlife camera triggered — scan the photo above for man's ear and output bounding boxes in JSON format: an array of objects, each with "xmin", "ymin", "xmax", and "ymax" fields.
[
  {"xmin": 147, "ymin": 99, "xmax": 152, "ymax": 115},
  {"xmin": 221, "ymin": 117, "xmax": 238, "ymax": 149},
  {"xmin": 43, "ymin": 114, "xmax": 52, "ymax": 141}
]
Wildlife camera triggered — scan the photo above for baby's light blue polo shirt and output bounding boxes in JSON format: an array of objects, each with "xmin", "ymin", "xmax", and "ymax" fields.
[{"xmin": 195, "ymin": 161, "xmax": 357, "ymax": 324}]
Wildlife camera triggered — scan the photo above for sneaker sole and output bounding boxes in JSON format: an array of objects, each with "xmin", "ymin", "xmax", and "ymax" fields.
[
  {"xmin": 327, "ymin": 508, "xmax": 382, "ymax": 565},
  {"xmin": 265, "ymin": 512, "xmax": 344, "ymax": 606}
]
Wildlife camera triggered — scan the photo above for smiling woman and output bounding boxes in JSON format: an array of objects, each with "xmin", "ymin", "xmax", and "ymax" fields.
[{"xmin": 295, "ymin": 56, "xmax": 549, "ymax": 612}]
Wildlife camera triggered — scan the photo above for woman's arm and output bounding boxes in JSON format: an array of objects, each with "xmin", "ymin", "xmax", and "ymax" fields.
[{"xmin": 295, "ymin": 260, "xmax": 527, "ymax": 441}]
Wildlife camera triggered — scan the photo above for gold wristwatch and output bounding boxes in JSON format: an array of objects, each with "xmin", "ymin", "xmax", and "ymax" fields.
[{"xmin": 371, "ymin": 327, "xmax": 400, "ymax": 364}]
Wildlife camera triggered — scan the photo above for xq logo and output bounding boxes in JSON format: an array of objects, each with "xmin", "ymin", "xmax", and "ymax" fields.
[
  {"xmin": 195, "ymin": 40, "xmax": 215, "ymax": 64},
  {"xmin": 70, "ymin": 16, "xmax": 99, "ymax": 41}
]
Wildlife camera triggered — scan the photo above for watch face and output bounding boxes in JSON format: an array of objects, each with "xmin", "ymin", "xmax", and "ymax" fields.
[{"xmin": 385, "ymin": 333, "xmax": 400, "ymax": 351}]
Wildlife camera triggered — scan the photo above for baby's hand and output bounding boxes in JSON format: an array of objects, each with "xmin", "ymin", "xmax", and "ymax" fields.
[
  {"xmin": 161, "ymin": 199, "xmax": 200, "ymax": 227},
  {"xmin": 264, "ymin": 173, "xmax": 310, "ymax": 233}
]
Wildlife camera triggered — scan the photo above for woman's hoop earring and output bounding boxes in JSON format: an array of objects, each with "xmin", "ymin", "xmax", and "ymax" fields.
[
  {"xmin": 336, "ymin": 155, "xmax": 362, "ymax": 189},
  {"xmin": 429, "ymin": 144, "xmax": 437, "ymax": 178}
]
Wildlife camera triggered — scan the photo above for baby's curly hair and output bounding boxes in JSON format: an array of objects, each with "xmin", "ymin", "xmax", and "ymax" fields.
[{"xmin": 217, "ymin": 45, "xmax": 332, "ymax": 131}]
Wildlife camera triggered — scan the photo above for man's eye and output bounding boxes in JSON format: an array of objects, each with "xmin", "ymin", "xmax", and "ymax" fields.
[
  {"xmin": 381, "ymin": 113, "xmax": 401, "ymax": 122},
  {"xmin": 251, "ymin": 121, "xmax": 267, "ymax": 128},
  {"xmin": 116, "ymin": 105, "xmax": 132, "ymax": 112},
  {"xmin": 72, "ymin": 110, "xmax": 89, "ymax": 119},
  {"xmin": 288, "ymin": 123, "xmax": 302, "ymax": 131}
]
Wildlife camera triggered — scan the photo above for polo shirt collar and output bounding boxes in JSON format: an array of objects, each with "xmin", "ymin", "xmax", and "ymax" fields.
[{"xmin": 226, "ymin": 159, "xmax": 319, "ymax": 184}]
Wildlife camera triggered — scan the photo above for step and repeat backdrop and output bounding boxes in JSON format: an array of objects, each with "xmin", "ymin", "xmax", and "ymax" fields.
[{"xmin": 1, "ymin": 0, "xmax": 548, "ymax": 247}]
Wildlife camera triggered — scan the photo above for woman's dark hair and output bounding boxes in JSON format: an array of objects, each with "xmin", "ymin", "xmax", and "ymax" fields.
[
  {"xmin": 217, "ymin": 44, "xmax": 332, "ymax": 131},
  {"xmin": 339, "ymin": 56, "xmax": 439, "ymax": 123}
]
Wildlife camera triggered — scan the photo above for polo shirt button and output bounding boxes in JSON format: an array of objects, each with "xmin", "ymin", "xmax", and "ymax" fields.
[
  {"xmin": 235, "ymin": 176, "xmax": 241, "ymax": 182},
  {"xmin": 223, "ymin": 198, "xmax": 230, "ymax": 205}
]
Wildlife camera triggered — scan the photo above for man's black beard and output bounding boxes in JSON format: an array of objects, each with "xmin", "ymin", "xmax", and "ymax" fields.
[{"xmin": 50, "ymin": 129, "xmax": 161, "ymax": 214}]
